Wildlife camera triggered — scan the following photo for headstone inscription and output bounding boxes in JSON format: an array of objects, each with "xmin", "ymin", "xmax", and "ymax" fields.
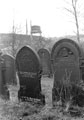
[{"xmin": 16, "ymin": 46, "xmax": 45, "ymax": 104}]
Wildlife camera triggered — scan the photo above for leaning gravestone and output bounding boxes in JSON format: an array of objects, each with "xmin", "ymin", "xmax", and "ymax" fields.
[
  {"xmin": 16, "ymin": 46, "xmax": 45, "ymax": 104},
  {"xmin": 38, "ymin": 48, "xmax": 52, "ymax": 77}
]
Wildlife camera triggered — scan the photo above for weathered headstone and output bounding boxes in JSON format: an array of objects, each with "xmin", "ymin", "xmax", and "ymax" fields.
[
  {"xmin": 38, "ymin": 48, "xmax": 52, "ymax": 77},
  {"xmin": 16, "ymin": 46, "xmax": 45, "ymax": 104},
  {"xmin": 1, "ymin": 54, "xmax": 16, "ymax": 99},
  {"xmin": 2, "ymin": 54, "xmax": 16, "ymax": 85},
  {"xmin": 51, "ymin": 38, "xmax": 81, "ymax": 105}
]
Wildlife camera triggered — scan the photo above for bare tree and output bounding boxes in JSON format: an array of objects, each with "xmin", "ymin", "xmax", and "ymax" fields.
[
  {"xmin": 64, "ymin": 0, "xmax": 80, "ymax": 42},
  {"xmin": 12, "ymin": 23, "xmax": 22, "ymax": 57}
]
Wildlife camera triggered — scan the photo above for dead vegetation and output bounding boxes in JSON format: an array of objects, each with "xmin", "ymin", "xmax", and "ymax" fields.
[
  {"xmin": 0, "ymin": 77, "xmax": 84, "ymax": 120},
  {"xmin": 52, "ymin": 69, "xmax": 84, "ymax": 117}
]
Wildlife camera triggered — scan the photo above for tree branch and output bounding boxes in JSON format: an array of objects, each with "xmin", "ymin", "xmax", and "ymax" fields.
[
  {"xmin": 64, "ymin": 7, "xmax": 75, "ymax": 15},
  {"xmin": 64, "ymin": 0, "xmax": 80, "ymax": 42}
]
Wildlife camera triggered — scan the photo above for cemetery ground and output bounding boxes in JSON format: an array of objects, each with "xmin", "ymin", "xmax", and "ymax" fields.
[{"xmin": 0, "ymin": 77, "xmax": 84, "ymax": 120}]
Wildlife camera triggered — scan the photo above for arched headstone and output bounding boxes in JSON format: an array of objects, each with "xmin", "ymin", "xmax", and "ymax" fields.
[
  {"xmin": 38, "ymin": 48, "xmax": 52, "ymax": 77},
  {"xmin": 16, "ymin": 46, "xmax": 45, "ymax": 104},
  {"xmin": 1, "ymin": 54, "xmax": 16, "ymax": 99},
  {"xmin": 2, "ymin": 54, "xmax": 16, "ymax": 84},
  {"xmin": 51, "ymin": 38, "xmax": 81, "ymax": 104}
]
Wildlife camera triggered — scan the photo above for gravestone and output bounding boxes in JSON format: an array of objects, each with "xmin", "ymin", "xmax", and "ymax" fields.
[
  {"xmin": 38, "ymin": 48, "xmax": 52, "ymax": 77},
  {"xmin": 2, "ymin": 54, "xmax": 16, "ymax": 85},
  {"xmin": 51, "ymin": 38, "xmax": 81, "ymax": 104},
  {"xmin": 0, "ymin": 52, "xmax": 5, "ymax": 98},
  {"xmin": 1, "ymin": 54, "xmax": 16, "ymax": 99},
  {"xmin": 16, "ymin": 46, "xmax": 45, "ymax": 104}
]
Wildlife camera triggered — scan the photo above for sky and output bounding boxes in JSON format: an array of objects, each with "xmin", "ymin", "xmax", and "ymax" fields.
[{"xmin": 0, "ymin": 0, "xmax": 84, "ymax": 37}]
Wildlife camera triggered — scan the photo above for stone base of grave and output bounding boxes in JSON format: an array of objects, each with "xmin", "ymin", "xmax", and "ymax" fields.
[{"xmin": 8, "ymin": 85, "xmax": 19, "ymax": 103}]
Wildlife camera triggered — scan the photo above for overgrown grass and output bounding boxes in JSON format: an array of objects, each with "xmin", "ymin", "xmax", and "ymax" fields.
[{"xmin": 0, "ymin": 77, "xmax": 84, "ymax": 120}]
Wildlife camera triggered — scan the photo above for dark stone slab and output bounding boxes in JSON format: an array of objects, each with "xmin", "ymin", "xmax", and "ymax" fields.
[{"xmin": 16, "ymin": 46, "xmax": 45, "ymax": 104}]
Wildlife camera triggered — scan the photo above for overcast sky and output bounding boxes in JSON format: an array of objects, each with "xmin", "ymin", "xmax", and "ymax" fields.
[{"xmin": 0, "ymin": 0, "xmax": 84, "ymax": 37}]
